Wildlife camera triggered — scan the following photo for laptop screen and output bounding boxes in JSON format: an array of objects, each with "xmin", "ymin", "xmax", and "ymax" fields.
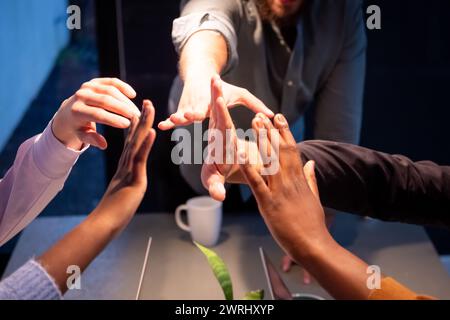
[{"xmin": 260, "ymin": 247, "xmax": 293, "ymax": 300}]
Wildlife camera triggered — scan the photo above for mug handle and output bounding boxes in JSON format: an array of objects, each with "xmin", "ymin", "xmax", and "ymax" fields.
[{"xmin": 175, "ymin": 204, "xmax": 191, "ymax": 232}]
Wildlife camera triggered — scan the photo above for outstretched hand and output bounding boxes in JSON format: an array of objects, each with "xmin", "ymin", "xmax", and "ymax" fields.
[{"xmin": 158, "ymin": 75, "xmax": 274, "ymax": 131}]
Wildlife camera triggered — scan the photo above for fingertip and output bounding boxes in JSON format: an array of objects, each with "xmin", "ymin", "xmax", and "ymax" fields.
[
  {"xmin": 255, "ymin": 113, "xmax": 267, "ymax": 120},
  {"xmin": 212, "ymin": 74, "xmax": 221, "ymax": 84},
  {"xmin": 266, "ymin": 109, "xmax": 275, "ymax": 118},
  {"xmin": 127, "ymin": 86, "xmax": 137, "ymax": 99},
  {"xmin": 210, "ymin": 182, "xmax": 226, "ymax": 202},
  {"xmin": 121, "ymin": 118, "xmax": 132, "ymax": 128},
  {"xmin": 304, "ymin": 160, "xmax": 315, "ymax": 173},
  {"xmin": 237, "ymin": 149, "xmax": 248, "ymax": 165},
  {"xmin": 169, "ymin": 113, "xmax": 185, "ymax": 124},
  {"xmin": 149, "ymin": 128, "xmax": 157, "ymax": 141},
  {"xmin": 158, "ymin": 120, "xmax": 174, "ymax": 131}
]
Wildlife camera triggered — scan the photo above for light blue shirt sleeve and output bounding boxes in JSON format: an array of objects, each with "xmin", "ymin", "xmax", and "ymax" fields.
[{"xmin": 0, "ymin": 259, "xmax": 62, "ymax": 300}]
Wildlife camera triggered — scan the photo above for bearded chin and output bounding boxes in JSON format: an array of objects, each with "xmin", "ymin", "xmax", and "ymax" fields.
[{"xmin": 255, "ymin": 0, "xmax": 277, "ymax": 22}]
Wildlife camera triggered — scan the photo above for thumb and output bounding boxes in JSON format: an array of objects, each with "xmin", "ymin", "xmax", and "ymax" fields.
[
  {"xmin": 78, "ymin": 128, "xmax": 108, "ymax": 150},
  {"xmin": 303, "ymin": 160, "xmax": 319, "ymax": 200},
  {"xmin": 201, "ymin": 163, "xmax": 226, "ymax": 202},
  {"xmin": 237, "ymin": 87, "xmax": 274, "ymax": 118}
]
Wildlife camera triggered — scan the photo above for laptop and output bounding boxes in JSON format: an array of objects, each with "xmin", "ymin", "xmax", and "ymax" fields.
[{"xmin": 259, "ymin": 247, "xmax": 325, "ymax": 300}]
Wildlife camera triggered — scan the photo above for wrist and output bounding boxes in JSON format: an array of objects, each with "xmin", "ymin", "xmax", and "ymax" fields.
[
  {"xmin": 183, "ymin": 62, "xmax": 219, "ymax": 83},
  {"xmin": 291, "ymin": 232, "xmax": 339, "ymax": 267},
  {"xmin": 51, "ymin": 115, "xmax": 83, "ymax": 151},
  {"xmin": 86, "ymin": 208, "xmax": 125, "ymax": 240}
]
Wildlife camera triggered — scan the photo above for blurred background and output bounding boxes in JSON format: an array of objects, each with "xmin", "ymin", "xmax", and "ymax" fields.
[{"xmin": 0, "ymin": 0, "xmax": 449, "ymax": 274}]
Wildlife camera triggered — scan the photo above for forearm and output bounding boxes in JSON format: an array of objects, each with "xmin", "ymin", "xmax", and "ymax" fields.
[
  {"xmin": 297, "ymin": 236, "xmax": 429, "ymax": 300},
  {"xmin": 229, "ymin": 140, "xmax": 450, "ymax": 227},
  {"xmin": 295, "ymin": 237, "xmax": 372, "ymax": 300},
  {"xmin": 179, "ymin": 30, "xmax": 228, "ymax": 81},
  {"xmin": 37, "ymin": 211, "xmax": 119, "ymax": 294},
  {"xmin": 300, "ymin": 141, "xmax": 450, "ymax": 227},
  {"xmin": 0, "ymin": 123, "xmax": 84, "ymax": 245}
]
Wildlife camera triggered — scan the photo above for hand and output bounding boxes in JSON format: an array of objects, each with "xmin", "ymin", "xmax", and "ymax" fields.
[
  {"xmin": 238, "ymin": 113, "xmax": 334, "ymax": 263},
  {"xmin": 200, "ymin": 75, "xmax": 237, "ymax": 201},
  {"xmin": 38, "ymin": 100, "xmax": 156, "ymax": 293},
  {"xmin": 200, "ymin": 75, "xmax": 267, "ymax": 201},
  {"xmin": 93, "ymin": 100, "xmax": 156, "ymax": 234},
  {"xmin": 52, "ymin": 78, "xmax": 141, "ymax": 150},
  {"xmin": 158, "ymin": 74, "xmax": 274, "ymax": 130}
]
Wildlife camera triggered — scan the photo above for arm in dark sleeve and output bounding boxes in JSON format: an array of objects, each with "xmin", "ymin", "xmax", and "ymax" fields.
[{"xmin": 299, "ymin": 140, "xmax": 450, "ymax": 228}]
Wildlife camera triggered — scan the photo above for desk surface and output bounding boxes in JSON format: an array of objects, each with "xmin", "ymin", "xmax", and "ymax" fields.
[{"xmin": 4, "ymin": 213, "xmax": 450, "ymax": 300}]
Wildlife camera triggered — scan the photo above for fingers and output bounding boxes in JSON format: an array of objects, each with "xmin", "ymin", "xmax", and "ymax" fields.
[
  {"xmin": 184, "ymin": 109, "xmax": 209, "ymax": 122},
  {"xmin": 238, "ymin": 150, "xmax": 270, "ymax": 203},
  {"xmin": 257, "ymin": 113, "xmax": 280, "ymax": 148},
  {"xmin": 201, "ymin": 163, "xmax": 226, "ymax": 202},
  {"xmin": 142, "ymin": 99, "xmax": 156, "ymax": 128},
  {"xmin": 81, "ymin": 82, "xmax": 141, "ymax": 117},
  {"xmin": 303, "ymin": 269, "xmax": 312, "ymax": 285},
  {"xmin": 303, "ymin": 160, "xmax": 320, "ymax": 200},
  {"xmin": 78, "ymin": 128, "xmax": 108, "ymax": 150},
  {"xmin": 158, "ymin": 118, "xmax": 176, "ymax": 130},
  {"xmin": 133, "ymin": 101, "xmax": 155, "ymax": 149},
  {"xmin": 273, "ymin": 114, "xmax": 296, "ymax": 145},
  {"xmin": 281, "ymin": 255, "xmax": 294, "ymax": 272},
  {"xmin": 252, "ymin": 116, "xmax": 276, "ymax": 171},
  {"xmin": 75, "ymin": 88, "xmax": 139, "ymax": 121},
  {"xmin": 125, "ymin": 115, "xmax": 140, "ymax": 146},
  {"xmin": 236, "ymin": 87, "xmax": 274, "ymax": 118},
  {"xmin": 134, "ymin": 129, "xmax": 157, "ymax": 180},
  {"xmin": 72, "ymin": 102, "xmax": 131, "ymax": 128},
  {"xmin": 269, "ymin": 113, "xmax": 304, "ymax": 177},
  {"xmin": 90, "ymin": 77, "xmax": 137, "ymax": 99},
  {"xmin": 158, "ymin": 110, "xmax": 192, "ymax": 131},
  {"xmin": 120, "ymin": 101, "xmax": 156, "ymax": 176},
  {"xmin": 213, "ymin": 77, "xmax": 234, "ymax": 129}
]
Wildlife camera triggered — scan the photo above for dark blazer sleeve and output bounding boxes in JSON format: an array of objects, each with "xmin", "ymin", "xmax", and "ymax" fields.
[{"xmin": 299, "ymin": 140, "xmax": 450, "ymax": 228}]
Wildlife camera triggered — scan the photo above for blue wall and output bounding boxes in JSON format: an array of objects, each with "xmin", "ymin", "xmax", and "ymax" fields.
[{"xmin": 0, "ymin": 0, "xmax": 69, "ymax": 150}]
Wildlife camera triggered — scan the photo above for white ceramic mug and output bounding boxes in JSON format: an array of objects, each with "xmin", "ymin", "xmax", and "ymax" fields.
[{"xmin": 175, "ymin": 196, "xmax": 222, "ymax": 247}]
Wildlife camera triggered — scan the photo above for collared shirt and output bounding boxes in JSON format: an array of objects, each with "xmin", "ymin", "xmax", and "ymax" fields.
[
  {"xmin": 263, "ymin": 20, "xmax": 297, "ymax": 105},
  {"xmin": 170, "ymin": 0, "xmax": 367, "ymax": 194},
  {"xmin": 0, "ymin": 121, "xmax": 87, "ymax": 246}
]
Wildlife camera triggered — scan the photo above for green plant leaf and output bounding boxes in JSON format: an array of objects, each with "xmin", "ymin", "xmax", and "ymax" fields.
[
  {"xmin": 242, "ymin": 290, "xmax": 264, "ymax": 300},
  {"xmin": 194, "ymin": 242, "xmax": 233, "ymax": 300}
]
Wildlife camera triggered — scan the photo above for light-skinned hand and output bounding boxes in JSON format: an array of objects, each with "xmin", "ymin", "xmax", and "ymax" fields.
[
  {"xmin": 52, "ymin": 77, "xmax": 141, "ymax": 150},
  {"xmin": 158, "ymin": 74, "xmax": 274, "ymax": 131}
]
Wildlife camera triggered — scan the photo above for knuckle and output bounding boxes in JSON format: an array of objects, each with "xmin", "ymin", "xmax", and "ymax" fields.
[
  {"xmin": 280, "ymin": 143, "xmax": 297, "ymax": 154},
  {"xmin": 81, "ymin": 82, "xmax": 90, "ymax": 89},
  {"xmin": 99, "ymin": 95, "xmax": 110, "ymax": 106},
  {"xmin": 74, "ymin": 89, "xmax": 85, "ymax": 100},
  {"xmin": 92, "ymin": 108, "xmax": 106, "ymax": 122},
  {"xmin": 71, "ymin": 102, "xmax": 84, "ymax": 117},
  {"xmin": 110, "ymin": 77, "xmax": 120, "ymax": 85}
]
